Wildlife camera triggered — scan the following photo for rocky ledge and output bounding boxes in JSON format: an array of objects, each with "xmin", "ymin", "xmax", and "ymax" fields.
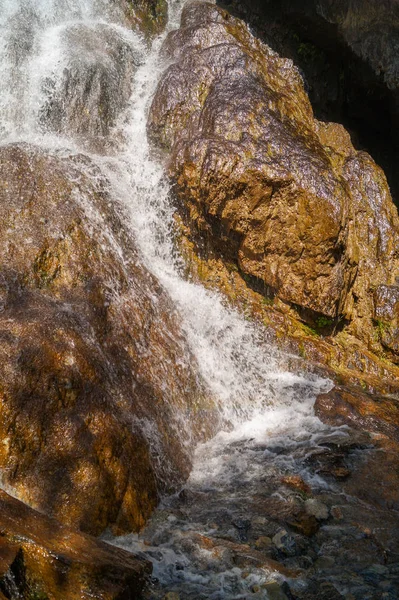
[{"xmin": 0, "ymin": 489, "xmax": 151, "ymax": 599}]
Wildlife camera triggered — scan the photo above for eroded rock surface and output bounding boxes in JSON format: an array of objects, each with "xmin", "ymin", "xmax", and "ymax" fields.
[
  {"xmin": 0, "ymin": 490, "xmax": 151, "ymax": 599},
  {"xmin": 149, "ymin": 1, "xmax": 399, "ymax": 361},
  {"xmin": 0, "ymin": 143, "xmax": 216, "ymax": 536}
]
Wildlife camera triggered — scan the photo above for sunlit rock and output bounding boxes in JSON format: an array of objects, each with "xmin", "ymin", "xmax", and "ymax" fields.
[
  {"xmin": 0, "ymin": 489, "xmax": 150, "ymax": 599},
  {"xmin": 149, "ymin": 1, "xmax": 399, "ymax": 357}
]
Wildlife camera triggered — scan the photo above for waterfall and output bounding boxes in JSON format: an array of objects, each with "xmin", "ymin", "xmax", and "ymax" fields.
[
  {"xmin": 3, "ymin": 4, "xmax": 397, "ymax": 600},
  {"xmin": 0, "ymin": 0, "xmax": 330, "ymax": 431},
  {"xmin": 0, "ymin": 2, "xmax": 354, "ymax": 598}
]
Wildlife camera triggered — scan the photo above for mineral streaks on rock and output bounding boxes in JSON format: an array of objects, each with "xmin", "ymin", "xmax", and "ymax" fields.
[
  {"xmin": 0, "ymin": 489, "xmax": 151, "ymax": 600},
  {"xmin": 148, "ymin": 1, "xmax": 399, "ymax": 349},
  {"xmin": 0, "ymin": 143, "xmax": 214, "ymax": 536},
  {"xmin": 124, "ymin": 0, "xmax": 168, "ymax": 37}
]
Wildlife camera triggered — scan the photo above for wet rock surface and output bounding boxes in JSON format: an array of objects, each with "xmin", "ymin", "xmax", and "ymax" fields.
[
  {"xmin": 0, "ymin": 143, "xmax": 217, "ymax": 536},
  {"xmin": 41, "ymin": 23, "xmax": 143, "ymax": 153},
  {"xmin": 149, "ymin": 1, "xmax": 399, "ymax": 362},
  {"xmin": 0, "ymin": 489, "xmax": 151, "ymax": 599},
  {"xmin": 124, "ymin": 0, "xmax": 168, "ymax": 36}
]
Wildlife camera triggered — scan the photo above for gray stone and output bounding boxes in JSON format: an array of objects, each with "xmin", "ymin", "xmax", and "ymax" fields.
[
  {"xmin": 272, "ymin": 530, "xmax": 297, "ymax": 556},
  {"xmin": 263, "ymin": 582, "xmax": 289, "ymax": 600},
  {"xmin": 305, "ymin": 498, "xmax": 329, "ymax": 520}
]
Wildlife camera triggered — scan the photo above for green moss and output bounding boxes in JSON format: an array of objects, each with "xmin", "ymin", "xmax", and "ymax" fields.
[
  {"xmin": 374, "ymin": 318, "xmax": 390, "ymax": 338},
  {"xmin": 316, "ymin": 315, "xmax": 334, "ymax": 329},
  {"xmin": 298, "ymin": 342, "xmax": 307, "ymax": 359},
  {"xmin": 261, "ymin": 296, "xmax": 274, "ymax": 306},
  {"xmin": 300, "ymin": 323, "xmax": 318, "ymax": 337}
]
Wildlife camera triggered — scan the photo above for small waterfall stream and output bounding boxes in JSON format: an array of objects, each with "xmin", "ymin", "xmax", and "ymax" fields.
[{"xmin": 1, "ymin": 1, "xmax": 395, "ymax": 599}]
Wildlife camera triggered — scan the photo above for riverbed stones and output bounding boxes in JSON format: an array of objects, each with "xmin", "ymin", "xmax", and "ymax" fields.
[
  {"xmin": 272, "ymin": 530, "xmax": 297, "ymax": 557},
  {"xmin": 304, "ymin": 499, "xmax": 329, "ymax": 521},
  {"xmin": 263, "ymin": 582, "xmax": 289, "ymax": 600},
  {"xmin": 0, "ymin": 143, "xmax": 217, "ymax": 535},
  {"xmin": 254, "ymin": 536, "xmax": 272, "ymax": 551}
]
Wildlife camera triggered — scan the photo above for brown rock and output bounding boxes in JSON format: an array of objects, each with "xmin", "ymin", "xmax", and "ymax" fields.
[
  {"xmin": 280, "ymin": 475, "xmax": 311, "ymax": 496},
  {"xmin": 0, "ymin": 143, "xmax": 218, "ymax": 535},
  {"xmin": 223, "ymin": 0, "xmax": 399, "ymax": 205},
  {"xmin": 149, "ymin": 1, "xmax": 399, "ymax": 357},
  {"xmin": 0, "ymin": 489, "xmax": 150, "ymax": 599},
  {"xmin": 124, "ymin": 0, "xmax": 168, "ymax": 37},
  {"xmin": 254, "ymin": 536, "xmax": 272, "ymax": 551},
  {"xmin": 315, "ymin": 385, "xmax": 399, "ymax": 442}
]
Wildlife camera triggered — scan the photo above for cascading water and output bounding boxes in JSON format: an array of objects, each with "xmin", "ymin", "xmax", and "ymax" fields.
[
  {"xmin": 0, "ymin": 0, "xmax": 328, "ymax": 421},
  {"xmin": 2, "ymin": 1, "xmax": 392, "ymax": 599}
]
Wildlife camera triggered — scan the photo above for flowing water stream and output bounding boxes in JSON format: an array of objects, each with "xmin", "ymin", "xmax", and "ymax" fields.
[{"xmin": 1, "ymin": 1, "xmax": 397, "ymax": 599}]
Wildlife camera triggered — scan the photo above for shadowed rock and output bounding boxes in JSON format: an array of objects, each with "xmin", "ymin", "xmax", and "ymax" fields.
[
  {"xmin": 0, "ymin": 143, "xmax": 218, "ymax": 536},
  {"xmin": 0, "ymin": 489, "xmax": 151, "ymax": 599}
]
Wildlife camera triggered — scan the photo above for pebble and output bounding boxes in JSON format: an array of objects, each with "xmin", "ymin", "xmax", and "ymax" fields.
[
  {"xmin": 263, "ymin": 582, "xmax": 289, "ymax": 600},
  {"xmin": 252, "ymin": 516, "xmax": 268, "ymax": 526},
  {"xmin": 254, "ymin": 535, "xmax": 272, "ymax": 550},
  {"xmin": 331, "ymin": 505, "xmax": 344, "ymax": 520},
  {"xmin": 305, "ymin": 498, "xmax": 329, "ymax": 520},
  {"xmin": 272, "ymin": 529, "xmax": 297, "ymax": 556},
  {"xmin": 314, "ymin": 555, "xmax": 335, "ymax": 570}
]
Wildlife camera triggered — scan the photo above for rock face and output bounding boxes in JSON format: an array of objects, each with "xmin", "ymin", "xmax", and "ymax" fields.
[
  {"xmin": 0, "ymin": 143, "xmax": 216, "ymax": 536},
  {"xmin": 148, "ymin": 1, "xmax": 399, "ymax": 358},
  {"xmin": 0, "ymin": 489, "xmax": 151, "ymax": 600},
  {"xmin": 125, "ymin": 0, "xmax": 168, "ymax": 36},
  {"xmin": 219, "ymin": 0, "xmax": 399, "ymax": 203},
  {"xmin": 315, "ymin": 385, "xmax": 399, "ymax": 442}
]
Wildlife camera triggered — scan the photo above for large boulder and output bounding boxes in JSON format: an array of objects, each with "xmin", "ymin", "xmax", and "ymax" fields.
[
  {"xmin": 0, "ymin": 143, "xmax": 216, "ymax": 536},
  {"xmin": 148, "ymin": 1, "xmax": 399, "ymax": 355},
  {"xmin": 0, "ymin": 490, "xmax": 150, "ymax": 599}
]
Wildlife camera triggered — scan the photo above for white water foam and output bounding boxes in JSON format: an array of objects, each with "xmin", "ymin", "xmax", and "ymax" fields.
[
  {"xmin": 0, "ymin": 0, "xmax": 331, "ymax": 477},
  {"xmin": 0, "ymin": 2, "xmax": 340, "ymax": 597}
]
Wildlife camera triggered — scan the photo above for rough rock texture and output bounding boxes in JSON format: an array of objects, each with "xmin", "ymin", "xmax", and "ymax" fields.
[
  {"xmin": 125, "ymin": 0, "xmax": 168, "ymax": 36},
  {"xmin": 0, "ymin": 490, "xmax": 151, "ymax": 599},
  {"xmin": 148, "ymin": 1, "xmax": 399, "ymax": 360},
  {"xmin": 315, "ymin": 385, "xmax": 399, "ymax": 442},
  {"xmin": 219, "ymin": 0, "xmax": 399, "ymax": 204},
  {"xmin": 0, "ymin": 143, "xmax": 216, "ymax": 536}
]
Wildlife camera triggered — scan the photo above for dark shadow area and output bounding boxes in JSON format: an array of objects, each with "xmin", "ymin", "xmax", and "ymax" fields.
[{"xmin": 218, "ymin": 0, "xmax": 399, "ymax": 206}]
